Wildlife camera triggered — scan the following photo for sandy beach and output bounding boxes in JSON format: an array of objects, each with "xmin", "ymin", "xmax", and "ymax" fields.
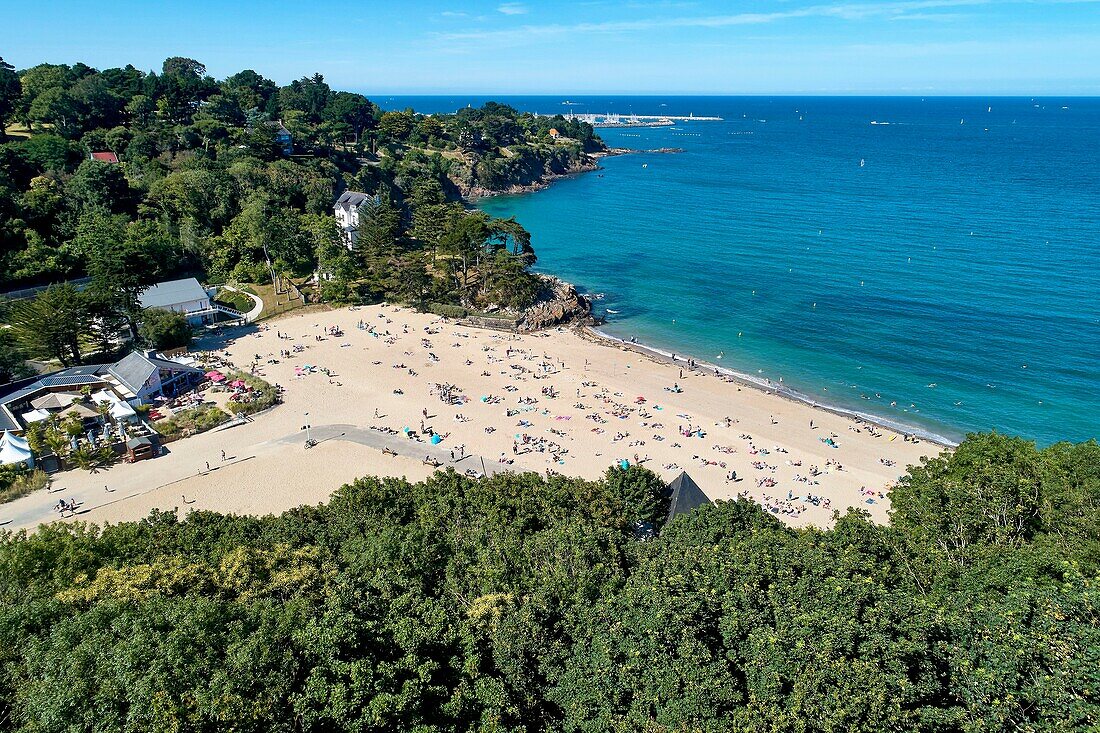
[{"xmin": 2, "ymin": 304, "xmax": 944, "ymax": 531}]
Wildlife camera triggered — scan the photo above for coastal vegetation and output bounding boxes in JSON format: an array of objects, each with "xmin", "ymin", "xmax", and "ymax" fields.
[
  {"xmin": 0, "ymin": 55, "xmax": 605, "ymax": 367},
  {"xmin": 224, "ymin": 371, "xmax": 280, "ymax": 415},
  {"xmin": 152, "ymin": 404, "xmax": 229, "ymax": 440},
  {"xmin": 0, "ymin": 432, "xmax": 1097, "ymax": 730},
  {"xmin": 0, "ymin": 464, "xmax": 48, "ymax": 504}
]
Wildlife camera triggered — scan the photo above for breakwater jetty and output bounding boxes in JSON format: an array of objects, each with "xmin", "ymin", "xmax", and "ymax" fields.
[{"xmin": 562, "ymin": 112, "xmax": 723, "ymax": 128}]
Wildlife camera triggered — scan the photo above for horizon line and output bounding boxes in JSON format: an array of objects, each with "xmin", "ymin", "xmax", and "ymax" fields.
[{"xmin": 359, "ymin": 91, "xmax": 1100, "ymax": 98}]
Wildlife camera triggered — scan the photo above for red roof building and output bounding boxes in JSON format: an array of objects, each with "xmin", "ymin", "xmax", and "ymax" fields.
[{"xmin": 90, "ymin": 152, "xmax": 119, "ymax": 164}]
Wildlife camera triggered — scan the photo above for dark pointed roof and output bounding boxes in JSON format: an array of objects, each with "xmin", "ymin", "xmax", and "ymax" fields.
[
  {"xmin": 335, "ymin": 190, "xmax": 371, "ymax": 210},
  {"xmin": 665, "ymin": 471, "xmax": 712, "ymax": 525}
]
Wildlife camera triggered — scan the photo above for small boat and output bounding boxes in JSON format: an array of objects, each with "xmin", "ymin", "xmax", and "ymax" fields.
[
  {"xmin": 642, "ymin": 163, "xmax": 648, "ymax": 168},
  {"xmin": 860, "ymin": 159, "xmax": 865, "ymax": 167},
  {"xmin": 606, "ymin": 309, "xmax": 620, "ymax": 314}
]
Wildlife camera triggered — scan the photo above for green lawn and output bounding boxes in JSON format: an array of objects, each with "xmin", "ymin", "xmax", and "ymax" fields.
[
  {"xmin": 214, "ymin": 290, "xmax": 253, "ymax": 314},
  {"xmin": 242, "ymin": 281, "xmax": 314, "ymax": 321}
]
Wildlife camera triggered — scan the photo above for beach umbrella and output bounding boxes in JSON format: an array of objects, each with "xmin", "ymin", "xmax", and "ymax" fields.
[
  {"xmin": 230, "ymin": 379, "xmax": 247, "ymax": 388},
  {"xmin": 431, "ymin": 434, "xmax": 442, "ymax": 445},
  {"xmin": 205, "ymin": 371, "xmax": 225, "ymax": 382},
  {"xmin": 620, "ymin": 459, "xmax": 630, "ymax": 470}
]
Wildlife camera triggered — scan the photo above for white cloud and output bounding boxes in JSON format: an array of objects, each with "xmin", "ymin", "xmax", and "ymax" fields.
[{"xmin": 437, "ymin": 0, "xmax": 1100, "ymax": 44}]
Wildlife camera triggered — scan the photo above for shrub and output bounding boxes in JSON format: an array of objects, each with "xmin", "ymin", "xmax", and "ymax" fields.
[
  {"xmin": 214, "ymin": 290, "xmax": 252, "ymax": 313},
  {"xmin": 154, "ymin": 404, "xmax": 230, "ymax": 440},
  {"xmin": 427, "ymin": 303, "xmax": 468, "ymax": 319},
  {"xmin": 0, "ymin": 467, "xmax": 49, "ymax": 504},
  {"xmin": 226, "ymin": 372, "xmax": 281, "ymax": 416},
  {"xmin": 139, "ymin": 307, "xmax": 194, "ymax": 351}
]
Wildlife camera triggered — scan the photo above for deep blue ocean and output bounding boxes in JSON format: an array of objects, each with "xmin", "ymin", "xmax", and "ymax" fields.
[{"xmin": 379, "ymin": 96, "xmax": 1100, "ymax": 446}]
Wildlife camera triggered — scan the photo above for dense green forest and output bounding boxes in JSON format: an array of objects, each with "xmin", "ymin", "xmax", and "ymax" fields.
[
  {"xmin": 0, "ymin": 56, "xmax": 604, "ymax": 370},
  {"xmin": 0, "ymin": 432, "xmax": 1097, "ymax": 731}
]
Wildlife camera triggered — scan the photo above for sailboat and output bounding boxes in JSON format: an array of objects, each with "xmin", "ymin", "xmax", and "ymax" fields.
[{"xmin": 859, "ymin": 159, "xmax": 865, "ymax": 168}]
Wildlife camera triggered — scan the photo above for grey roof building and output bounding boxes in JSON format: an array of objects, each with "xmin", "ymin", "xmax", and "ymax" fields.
[
  {"xmin": 139, "ymin": 278, "xmax": 210, "ymax": 310},
  {"xmin": 138, "ymin": 278, "xmax": 216, "ymax": 325},
  {"xmin": 0, "ymin": 351, "xmax": 203, "ymax": 432},
  {"xmin": 108, "ymin": 351, "xmax": 203, "ymax": 397}
]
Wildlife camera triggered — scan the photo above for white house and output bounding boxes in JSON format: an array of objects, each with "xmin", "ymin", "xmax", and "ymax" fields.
[
  {"xmin": 333, "ymin": 191, "xmax": 378, "ymax": 249},
  {"xmin": 138, "ymin": 278, "xmax": 215, "ymax": 326}
]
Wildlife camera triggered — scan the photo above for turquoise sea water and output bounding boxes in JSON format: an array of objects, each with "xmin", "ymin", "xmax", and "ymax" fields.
[{"xmin": 385, "ymin": 96, "xmax": 1100, "ymax": 445}]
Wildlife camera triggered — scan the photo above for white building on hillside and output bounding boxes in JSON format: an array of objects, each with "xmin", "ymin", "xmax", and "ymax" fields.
[
  {"xmin": 138, "ymin": 278, "xmax": 215, "ymax": 325},
  {"xmin": 333, "ymin": 191, "xmax": 379, "ymax": 249}
]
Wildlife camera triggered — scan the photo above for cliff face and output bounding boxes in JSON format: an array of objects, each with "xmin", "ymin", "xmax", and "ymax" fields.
[
  {"xmin": 448, "ymin": 145, "xmax": 599, "ymax": 200},
  {"xmin": 517, "ymin": 277, "xmax": 593, "ymax": 331}
]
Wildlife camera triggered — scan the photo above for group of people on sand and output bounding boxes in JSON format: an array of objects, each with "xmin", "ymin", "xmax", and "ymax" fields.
[{"xmin": 223, "ymin": 303, "xmax": 917, "ymax": 525}]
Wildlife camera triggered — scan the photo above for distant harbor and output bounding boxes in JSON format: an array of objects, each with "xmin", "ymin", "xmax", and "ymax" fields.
[{"xmin": 559, "ymin": 112, "xmax": 723, "ymax": 128}]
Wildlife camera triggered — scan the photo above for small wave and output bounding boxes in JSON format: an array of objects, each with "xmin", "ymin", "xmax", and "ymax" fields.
[{"xmin": 590, "ymin": 328, "xmax": 959, "ymax": 446}]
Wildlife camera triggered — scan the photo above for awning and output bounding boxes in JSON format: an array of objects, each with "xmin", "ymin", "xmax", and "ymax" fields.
[{"xmin": 20, "ymin": 408, "xmax": 51, "ymax": 424}]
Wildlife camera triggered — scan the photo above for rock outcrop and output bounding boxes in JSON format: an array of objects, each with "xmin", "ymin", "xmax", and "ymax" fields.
[{"xmin": 517, "ymin": 277, "xmax": 592, "ymax": 332}]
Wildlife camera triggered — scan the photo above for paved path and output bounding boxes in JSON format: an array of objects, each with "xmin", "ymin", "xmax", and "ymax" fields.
[
  {"xmin": 222, "ymin": 285, "xmax": 264, "ymax": 322},
  {"xmin": 272, "ymin": 423, "xmax": 507, "ymax": 477},
  {"xmin": 0, "ymin": 424, "xmax": 508, "ymax": 530}
]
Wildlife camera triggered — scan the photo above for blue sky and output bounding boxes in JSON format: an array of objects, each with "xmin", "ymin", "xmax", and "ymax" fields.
[{"xmin": 1, "ymin": 0, "xmax": 1098, "ymax": 93}]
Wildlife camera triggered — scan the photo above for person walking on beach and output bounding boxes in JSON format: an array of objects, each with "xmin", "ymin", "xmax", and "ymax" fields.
[
  {"xmin": 221, "ymin": 450, "xmax": 226, "ymax": 461},
  {"xmin": 205, "ymin": 461, "xmax": 210, "ymax": 472}
]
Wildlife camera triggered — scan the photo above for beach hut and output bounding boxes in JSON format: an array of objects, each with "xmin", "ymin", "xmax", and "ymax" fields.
[
  {"xmin": 0, "ymin": 431, "xmax": 34, "ymax": 468},
  {"xmin": 664, "ymin": 471, "xmax": 712, "ymax": 527},
  {"xmin": 125, "ymin": 436, "xmax": 157, "ymax": 463}
]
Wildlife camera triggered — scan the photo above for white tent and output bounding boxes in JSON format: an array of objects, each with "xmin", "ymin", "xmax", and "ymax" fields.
[
  {"xmin": 110, "ymin": 400, "xmax": 137, "ymax": 420},
  {"xmin": 20, "ymin": 408, "xmax": 51, "ymax": 424},
  {"xmin": 0, "ymin": 431, "xmax": 34, "ymax": 468},
  {"xmin": 91, "ymin": 389, "xmax": 138, "ymax": 422}
]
